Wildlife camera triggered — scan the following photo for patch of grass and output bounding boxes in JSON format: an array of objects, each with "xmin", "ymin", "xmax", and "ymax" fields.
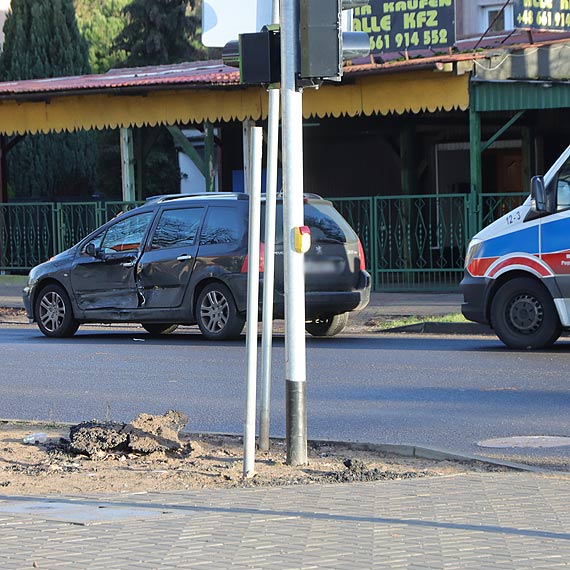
[
  {"xmin": 0, "ymin": 274, "xmax": 28, "ymax": 286},
  {"xmin": 369, "ymin": 313, "xmax": 468, "ymax": 330}
]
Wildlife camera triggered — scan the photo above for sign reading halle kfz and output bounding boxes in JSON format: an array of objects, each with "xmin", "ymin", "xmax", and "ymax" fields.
[
  {"xmin": 514, "ymin": 0, "xmax": 570, "ymax": 31},
  {"xmin": 353, "ymin": 0, "xmax": 456, "ymax": 54}
]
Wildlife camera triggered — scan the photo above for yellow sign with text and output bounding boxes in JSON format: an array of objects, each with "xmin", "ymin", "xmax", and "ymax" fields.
[{"xmin": 353, "ymin": 0, "xmax": 456, "ymax": 54}]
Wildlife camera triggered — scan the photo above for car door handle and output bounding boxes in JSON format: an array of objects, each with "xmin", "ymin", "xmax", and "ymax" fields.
[
  {"xmin": 177, "ymin": 254, "xmax": 193, "ymax": 261},
  {"xmin": 121, "ymin": 260, "xmax": 136, "ymax": 267}
]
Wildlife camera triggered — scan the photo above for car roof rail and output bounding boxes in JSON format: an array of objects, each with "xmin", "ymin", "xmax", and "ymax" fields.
[
  {"xmin": 273, "ymin": 192, "xmax": 324, "ymax": 200},
  {"xmin": 145, "ymin": 192, "xmax": 248, "ymax": 204}
]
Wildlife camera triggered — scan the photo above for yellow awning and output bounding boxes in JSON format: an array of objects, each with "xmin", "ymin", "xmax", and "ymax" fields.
[{"xmin": 0, "ymin": 69, "xmax": 469, "ymax": 135}]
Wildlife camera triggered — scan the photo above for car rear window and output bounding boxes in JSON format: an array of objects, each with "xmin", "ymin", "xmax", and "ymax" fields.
[
  {"xmin": 151, "ymin": 207, "xmax": 204, "ymax": 249},
  {"xmin": 199, "ymin": 206, "xmax": 244, "ymax": 245},
  {"xmin": 261, "ymin": 202, "xmax": 355, "ymax": 244}
]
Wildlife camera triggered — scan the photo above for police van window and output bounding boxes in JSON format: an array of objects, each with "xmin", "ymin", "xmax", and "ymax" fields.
[
  {"xmin": 100, "ymin": 212, "xmax": 153, "ymax": 254},
  {"xmin": 199, "ymin": 207, "xmax": 243, "ymax": 245},
  {"xmin": 557, "ymin": 160, "xmax": 570, "ymax": 211},
  {"xmin": 151, "ymin": 208, "xmax": 204, "ymax": 249}
]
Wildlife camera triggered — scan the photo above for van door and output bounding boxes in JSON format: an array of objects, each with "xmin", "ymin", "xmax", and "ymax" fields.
[
  {"xmin": 136, "ymin": 207, "xmax": 205, "ymax": 308},
  {"xmin": 540, "ymin": 159, "xmax": 570, "ymax": 297}
]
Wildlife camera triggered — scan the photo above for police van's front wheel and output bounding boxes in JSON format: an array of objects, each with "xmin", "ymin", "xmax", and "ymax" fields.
[{"xmin": 491, "ymin": 277, "xmax": 561, "ymax": 349}]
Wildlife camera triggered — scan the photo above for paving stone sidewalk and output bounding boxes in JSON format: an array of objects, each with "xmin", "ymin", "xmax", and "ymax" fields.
[{"xmin": 1, "ymin": 472, "xmax": 570, "ymax": 569}]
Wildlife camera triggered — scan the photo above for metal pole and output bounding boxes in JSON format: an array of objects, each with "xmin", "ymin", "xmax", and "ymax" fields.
[
  {"xmin": 258, "ymin": 0, "xmax": 281, "ymax": 452},
  {"xmin": 281, "ymin": 0, "xmax": 307, "ymax": 466},
  {"xmin": 243, "ymin": 125, "xmax": 263, "ymax": 478}
]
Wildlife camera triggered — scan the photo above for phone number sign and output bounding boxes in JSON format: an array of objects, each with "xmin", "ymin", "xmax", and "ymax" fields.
[
  {"xmin": 352, "ymin": 0, "xmax": 456, "ymax": 54},
  {"xmin": 514, "ymin": 0, "xmax": 570, "ymax": 31}
]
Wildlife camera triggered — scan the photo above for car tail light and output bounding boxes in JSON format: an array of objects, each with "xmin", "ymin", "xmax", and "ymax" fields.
[
  {"xmin": 241, "ymin": 242, "xmax": 265, "ymax": 273},
  {"xmin": 357, "ymin": 238, "xmax": 366, "ymax": 271}
]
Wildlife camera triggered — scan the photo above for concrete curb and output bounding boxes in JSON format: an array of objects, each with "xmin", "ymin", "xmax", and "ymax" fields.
[
  {"xmin": 380, "ymin": 321, "xmax": 493, "ymax": 336},
  {"xmin": 0, "ymin": 418, "xmax": 541, "ymax": 475}
]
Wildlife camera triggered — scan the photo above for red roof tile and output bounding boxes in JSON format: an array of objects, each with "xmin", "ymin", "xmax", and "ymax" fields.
[
  {"xmin": 0, "ymin": 30, "xmax": 567, "ymax": 99},
  {"xmin": 0, "ymin": 60, "xmax": 241, "ymax": 98}
]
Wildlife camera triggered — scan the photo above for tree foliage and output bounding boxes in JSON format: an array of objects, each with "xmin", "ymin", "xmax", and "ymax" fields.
[
  {"xmin": 116, "ymin": 0, "xmax": 201, "ymax": 66},
  {"xmin": 0, "ymin": 0, "xmax": 97, "ymax": 199},
  {"xmin": 1, "ymin": 0, "xmax": 90, "ymax": 80},
  {"xmin": 74, "ymin": 0, "xmax": 130, "ymax": 74}
]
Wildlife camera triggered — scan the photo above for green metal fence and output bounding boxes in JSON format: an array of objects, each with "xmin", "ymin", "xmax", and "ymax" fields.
[
  {"xmin": 0, "ymin": 201, "xmax": 141, "ymax": 272},
  {"xmin": 0, "ymin": 193, "xmax": 528, "ymax": 290},
  {"xmin": 332, "ymin": 192, "xmax": 528, "ymax": 291}
]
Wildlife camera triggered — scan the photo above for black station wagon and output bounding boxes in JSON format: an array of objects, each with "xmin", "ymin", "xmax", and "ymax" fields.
[{"xmin": 23, "ymin": 193, "xmax": 371, "ymax": 340}]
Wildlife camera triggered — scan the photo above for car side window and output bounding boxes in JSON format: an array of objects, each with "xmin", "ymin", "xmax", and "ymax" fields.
[
  {"xmin": 151, "ymin": 208, "xmax": 204, "ymax": 249},
  {"xmin": 199, "ymin": 206, "xmax": 243, "ymax": 245},
  {"xmin": 100, "ymin": 212, "xmax": 153, "ymax": 254}
]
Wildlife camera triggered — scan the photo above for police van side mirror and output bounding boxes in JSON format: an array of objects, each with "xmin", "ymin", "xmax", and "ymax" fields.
[{"xmin": 531, "ymin": 176, "xmax": 546, "ymax": 213}]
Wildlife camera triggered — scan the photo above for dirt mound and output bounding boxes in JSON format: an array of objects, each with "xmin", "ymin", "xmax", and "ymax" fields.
[{"xmin": 69, "ymin": 411, "xmax": 190, "ymax": 456}]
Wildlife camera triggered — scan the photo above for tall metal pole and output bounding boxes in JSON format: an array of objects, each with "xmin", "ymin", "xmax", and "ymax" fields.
[
  {"xmin": 258, "ymin": 0, "xmax": 281, "ymax": 452},
  {"xmin": 281, "ymin": 0, "xmax": 307, "ymax": 466},
  {"xmin": 243, "ymin": 125, "xmax": 263, "ymax": 478}
]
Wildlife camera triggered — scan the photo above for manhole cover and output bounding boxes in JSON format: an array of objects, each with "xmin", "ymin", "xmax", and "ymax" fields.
[{"xmin": 477, "ymin": 436, "xmax": 570, "ymax": 449}]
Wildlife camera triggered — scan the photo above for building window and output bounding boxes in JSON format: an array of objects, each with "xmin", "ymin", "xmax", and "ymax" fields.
[{"xmin": 481, "ymin": 4, "xmax": 514, "ymax": 33}]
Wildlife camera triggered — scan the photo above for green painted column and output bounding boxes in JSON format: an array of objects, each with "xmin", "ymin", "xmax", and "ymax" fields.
[
  {"xmin": 400, "ymin": 122, "xmax": 416, "ymax": 275},
  {"xmin": 400, "ymin": 122, "xmax": 416, "ymax": 195},
  {"xmin": 204, "ymin": 122, "xmax": 216, "ymax": 192},
  {"xmin": 120, "ymin": 128, "xmax": 136, "ymax": 202},
  {"xmin": 469, "ymin": 102, "xmax": 482, "ymax": 238}
]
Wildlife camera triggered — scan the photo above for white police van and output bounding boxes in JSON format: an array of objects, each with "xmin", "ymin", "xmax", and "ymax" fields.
[{"xmin": 461, "ymin": 144, "xmax": 570, "ymax": 349}]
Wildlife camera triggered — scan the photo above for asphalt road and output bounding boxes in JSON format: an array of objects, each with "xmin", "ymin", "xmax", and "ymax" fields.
[{"xmin": 2, "ymin": 323, "xmax": 570, "ymax": 470}]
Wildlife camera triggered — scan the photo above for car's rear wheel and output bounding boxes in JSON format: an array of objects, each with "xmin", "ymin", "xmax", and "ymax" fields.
[
  {"xmin": 196, "ymin": 282, "xmax": 245, "ymax": 340},
  {"xmin": 491, "ymin": 277, "xmax": 561, "ymax": 349},
  {"xmin": 142, "ymin": 323, "xmax": 179, "ymax": 336},
  {"xmin": 35, "ymin": 284, "xmax": 79, "ymax": 338},
  {"xmin": 305, "ymin": 312, "xmax": 349, "ymax": 337}
]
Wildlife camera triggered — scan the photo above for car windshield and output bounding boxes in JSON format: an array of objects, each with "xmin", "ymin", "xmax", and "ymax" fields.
[{"xmin": 261, "ymin": 202, "xmax": 354, "ymax": 244}]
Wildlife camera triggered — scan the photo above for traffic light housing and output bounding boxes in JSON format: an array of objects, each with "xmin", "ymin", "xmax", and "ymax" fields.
[
  {"xmin": 222, "ymin": 26, "xmax": 281, "ymax": 85},
  {"xmin": 299, "ymin": 0, "xmax": 370, "ymax": 82}
]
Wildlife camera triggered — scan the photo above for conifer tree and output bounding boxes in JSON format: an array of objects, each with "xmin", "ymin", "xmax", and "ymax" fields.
[
  {"xmin": 74, "ymin": 0, "xmax": 130, "ymax": 74},
  {"xmin": 115, "ymin": 0, "xmax": 200, "ymax": 66},
  {"xmin": 0, "ymin": 0, "xmax": 97, "ymax": 199}
]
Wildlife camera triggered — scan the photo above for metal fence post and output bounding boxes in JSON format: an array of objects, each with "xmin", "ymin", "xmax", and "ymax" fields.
[{"xmin": 53, "ymin": 203, "xmax": 62, "ymax": 256}]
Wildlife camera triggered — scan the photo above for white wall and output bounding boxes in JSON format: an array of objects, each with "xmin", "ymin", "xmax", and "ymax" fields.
[{"xmin": 458, "ymin": 0, "xmax": 514, "ymax": 37}]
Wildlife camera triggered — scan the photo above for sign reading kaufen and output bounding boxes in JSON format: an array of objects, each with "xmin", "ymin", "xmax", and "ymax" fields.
[
  {"xmin": 352, "ymin": 0, "xmax": 456, "ymax": 54},
  {"xmin": 514, "ymin": 0, "xmax": 570, "ymax": 31}
]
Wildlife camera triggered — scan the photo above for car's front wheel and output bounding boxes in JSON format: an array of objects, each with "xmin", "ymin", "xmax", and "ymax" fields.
[
  {"xmin": 491, "ymin": 277, "xmax": 561, "ymax": 349},
  {"xmin": 142, "ymin": 324, "xmax": 179, "ymax": 336},
  {"xmin": 35, "ymin": 284, "xmax": 79, "ymax": 338},
  {"xmin": 196, "ymin": 282, "xmax": 245, "ymax": 340},
  {"xmin": 305, "ymin": 312, "xmax": 349, "ymax": 337}
]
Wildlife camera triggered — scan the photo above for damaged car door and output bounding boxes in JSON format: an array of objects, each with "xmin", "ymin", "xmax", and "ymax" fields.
[
  {"xmin": 70, "ymin": 212, "xmax": 154, "ymax": 310},
  {"xmin": 136, "ymin": 206, "xmax": 204, "ymax": 308}
]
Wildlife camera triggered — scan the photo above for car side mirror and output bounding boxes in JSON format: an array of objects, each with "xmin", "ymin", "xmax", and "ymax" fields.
[
  {"xmin": 531, "ymin": 176, "xmax": 546, "ymax": 213},
  {"xmin": 84, "ymin": 243, "xmax": 100, "ymax": 258}
]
